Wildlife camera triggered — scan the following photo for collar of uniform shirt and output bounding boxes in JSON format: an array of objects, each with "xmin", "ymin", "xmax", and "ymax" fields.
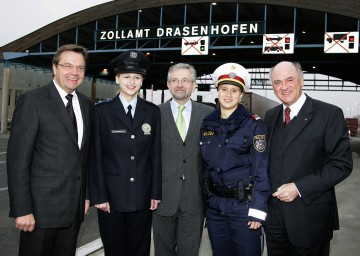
[
  {"xmin": 119, "ymin": 94, "xmax": 137, "ymax": 117},
  {"xmin": 283, "ymin": 93, "xmax": 306, "ymax": 120}
]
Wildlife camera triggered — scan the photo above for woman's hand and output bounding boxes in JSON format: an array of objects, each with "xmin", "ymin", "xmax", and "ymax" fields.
[{"xmin": 248, "ymin": 221, "xmax": 262, "ymax": 229}]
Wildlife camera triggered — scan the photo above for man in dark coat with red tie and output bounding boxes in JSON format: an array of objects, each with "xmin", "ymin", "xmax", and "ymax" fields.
[{"xmin": 264, "ymin": 61, "xmax": 353, "ymax": 256}]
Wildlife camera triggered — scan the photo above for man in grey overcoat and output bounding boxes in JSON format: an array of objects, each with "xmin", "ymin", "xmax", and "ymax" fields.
[{"xmin": 153, "ymin": 63, "xmax": 213, "ymax": 256}]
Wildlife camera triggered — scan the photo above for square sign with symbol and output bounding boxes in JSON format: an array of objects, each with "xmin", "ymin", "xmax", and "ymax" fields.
[
  {"xmin": 181, "ymin": 36, "xmax": 209, "ymax": 55},
  {"xmin": 262, "ymin": 33, "xmax": 294, "ymax": 54},
  {"xmin": 324, "ymin": 32, "xmax": 359, "ymax": 53}
]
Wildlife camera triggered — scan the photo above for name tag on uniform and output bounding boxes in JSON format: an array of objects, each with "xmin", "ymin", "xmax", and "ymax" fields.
[{"xmin": 111, "ymin": 129, "xmax": 126, "ymax": 134}]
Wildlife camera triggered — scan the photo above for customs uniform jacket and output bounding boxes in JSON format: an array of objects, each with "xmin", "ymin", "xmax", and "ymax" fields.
[
  {"xmin": 200, "ymin": 104, "xmax": 271, "ymax": 221},
  {"xmin": 88, "ymin": 95, "xmax": 162, "ymax": 212}
]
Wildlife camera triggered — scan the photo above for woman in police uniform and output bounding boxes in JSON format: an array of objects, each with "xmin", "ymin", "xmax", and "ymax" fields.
[
  {"xmin": 88, "ymin": 50, "xmax": 162, "ymax": 256},
  {"xmin": 200, "ymin": 63, "xmax": 271, "ymax": 256}
]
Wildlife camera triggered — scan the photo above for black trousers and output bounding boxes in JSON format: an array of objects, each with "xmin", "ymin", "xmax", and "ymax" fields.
[
  {"xmin": 265, "ymin": 200, "xmax": 330, "ymax": 256},
  {"xmin": 98, "ymin": 209, "xmax": 152, "ymax": 256},
  {"xmin": 18, "ymin": 212, "xmax": 81, "ymax": 256}
]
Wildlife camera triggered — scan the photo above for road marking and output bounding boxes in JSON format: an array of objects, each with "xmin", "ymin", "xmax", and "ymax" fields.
[
  {"xmin": 0, "ymin": 187, "xmax": 8, "ymax": 191},
  {"xmin": 76, "ymin": 238, "xmax": 103, "ymax": 256}
]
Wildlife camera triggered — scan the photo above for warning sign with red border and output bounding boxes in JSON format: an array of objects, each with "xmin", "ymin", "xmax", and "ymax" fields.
[
  {"xmin": 262, "ymin": 33, "xmax": 294, "ymax": 54},
  {"xmin": 181, "ymin": 36, "xmax": 209, "ymax": 55},
  {"xmin": 324, "ymin": 31, "xmax": 359, "ymax": 53}
]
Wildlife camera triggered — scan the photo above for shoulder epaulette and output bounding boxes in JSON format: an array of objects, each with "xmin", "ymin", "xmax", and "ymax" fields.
[
  {"xmin": 252, "ymin": 114, "xmax": 261, "ymax": 120},
  {"xmin": 95, "ymin": 98, "xmax": 113, "ymax": 105}
]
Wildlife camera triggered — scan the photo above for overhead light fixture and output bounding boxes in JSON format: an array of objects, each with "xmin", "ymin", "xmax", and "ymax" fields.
[
  {"xmin": 212, "ymin": 53, "xmax": 216, "ymax": 56},
  {"xmin": 99, "ymin": 68, "xmax": 109, "ymax": 76},
  {"xmin": 146, "ymin": 52, "xmax": 151, "ymax": 56},
  {"xmin": 212, "ymin": 2, "xmax": 217, "ymax": 6},
  {"xmin": 250, "ymin": 41, "xmax": 254, "ymax": 44},
  {"xmin": 302, "ymin": 31, "xmax": 306, "ymax": 34},
  {"xmin": 312, "ymin": 66, "xmax": 316, "ymax": 69}
]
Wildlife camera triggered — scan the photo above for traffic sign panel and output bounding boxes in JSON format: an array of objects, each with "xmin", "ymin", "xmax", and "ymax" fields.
[
  {"xmin": 262, "ymin": 33, "xmax": 294, "ymax": 54},
  {"xmin": 324, "ymin": 31, "xmax": 359, "ymax": 53},
  {"xmin": 181, "ymin": 36, "xmax": 209, "ymax": 55}
]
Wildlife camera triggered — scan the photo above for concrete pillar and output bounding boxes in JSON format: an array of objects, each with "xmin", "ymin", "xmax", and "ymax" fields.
[{"xmin": 1, "ymin": 62, "xmax": 11, "ymax": 133}]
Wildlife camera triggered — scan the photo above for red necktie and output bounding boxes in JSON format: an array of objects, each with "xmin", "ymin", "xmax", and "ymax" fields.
[{"xmin": 284, "ymin": 107, "xmax": 291, "ymax": 127}]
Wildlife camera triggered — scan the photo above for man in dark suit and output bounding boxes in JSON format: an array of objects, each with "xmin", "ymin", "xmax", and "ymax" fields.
[
  {"xmin": 264, "ymin": 61, "xmax": 353, "ymax": 256},
  {"xmin": 153, "ymin": 63, "xmax": 213, "ymax": 256},
  {"xmin": 7, "ymin": 44, "xmax": 93, "ymax": 256}
]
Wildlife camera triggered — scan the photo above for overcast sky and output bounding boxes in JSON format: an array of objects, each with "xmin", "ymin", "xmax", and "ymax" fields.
[
  {"xmin": 0, "ymin": 0, "xmax": 112, "ymax": 46},
  {"xmin": 1, "ymin": 0, "xmax": 359, "ymax": 117}
]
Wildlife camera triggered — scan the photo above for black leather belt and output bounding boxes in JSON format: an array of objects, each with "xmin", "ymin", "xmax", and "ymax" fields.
[{"xmin": 208, "ymin": 182, "xmax": 239, "ymax": 199}]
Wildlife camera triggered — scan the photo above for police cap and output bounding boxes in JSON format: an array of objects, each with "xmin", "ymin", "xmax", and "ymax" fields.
[
  {"xmin": 110, "ymin": 50, "xmax": 151, "ymax": 75},
  {"xmin": 212, "ymin": 63, "xmax": 251, "ymax": 92}
]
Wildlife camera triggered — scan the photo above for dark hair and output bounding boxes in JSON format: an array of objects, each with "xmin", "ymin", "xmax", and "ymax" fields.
[{"xmin": 52, "ymin": 44, "xmax": 88, "ymax": 66}]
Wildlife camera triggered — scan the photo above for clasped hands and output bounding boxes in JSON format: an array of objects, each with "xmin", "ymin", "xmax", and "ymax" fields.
[{"xmin": 95, "ymin": 199, "xmax": 161, "ymax": 213}]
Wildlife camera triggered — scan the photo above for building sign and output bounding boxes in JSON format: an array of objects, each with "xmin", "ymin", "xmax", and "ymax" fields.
[
  {"xmin": 324, "ymin": 32, "xmax": 359, "ymax": 53},
  {"xmin": 262, "ymin": 33, "xmax": 294, "ymax": 54},
  {"xmin": 181, "ymin": 36, "xmax": 209, "ymax": 55},
  {"xmin": 95, "ymin": 22, "xmax": 265, "ymax": 41}
]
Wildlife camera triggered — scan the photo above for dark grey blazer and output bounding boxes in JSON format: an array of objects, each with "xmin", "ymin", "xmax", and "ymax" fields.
[
  {"xmin": 156, "ymin": 100, "xmax": 213, "ymax": 216},
  {"xmin": 7, "ymin": 82, "xmax": 93, "ymax": 228}
]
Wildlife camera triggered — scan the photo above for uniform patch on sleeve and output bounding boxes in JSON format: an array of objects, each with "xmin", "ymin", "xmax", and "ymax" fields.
[{"xmin": 253, "ymin": 135, "xmax": 266, "ymax": 152}]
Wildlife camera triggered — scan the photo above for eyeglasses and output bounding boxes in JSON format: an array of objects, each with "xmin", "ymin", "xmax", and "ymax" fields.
[
  {"xmin": 57, "ymin": 63, "xmax": 86, "ymax": 72},
  {"xmin": 168, "ymin": 78, "xmax": 193, "ymax": 85}
]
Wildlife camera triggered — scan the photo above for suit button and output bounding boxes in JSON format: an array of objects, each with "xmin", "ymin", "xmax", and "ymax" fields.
[
  {"xmin": 130, "ymin": 156, "xmax": 135, "ymax": 160},
  {"xmin": 130, "ymin": 178, "xmax": 135, "ymax": 182},
  {"xmin": 183, "ymin": 160, "xmax": 186, "ymax": 163},
  {"xmin": 131, "ymin": 135, "xmax": 135, "ymax": 139},
  {"xmin": 183, "ymin": 143, "xmax": 186, "ymax": 146}
]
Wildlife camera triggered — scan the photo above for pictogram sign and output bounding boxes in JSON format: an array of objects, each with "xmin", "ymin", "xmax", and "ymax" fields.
[
  {"xmin": 262, "ymin": 33, "xmax": 294, "ymax": 54},
  {"xmin": 324, "ymin": 32, "xmax": 358, "ymax": 53},
  {"xmin": 181, "ymin": 36, "xmax": 209, "ymax": 55}
]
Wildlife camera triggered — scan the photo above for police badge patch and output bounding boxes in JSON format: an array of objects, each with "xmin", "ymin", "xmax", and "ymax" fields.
[
  {"xmin": 253, "ymin": 135, "xmax": 266, "ymax": 152},
  {"xmin": 142, "ymin": 123, "xmax": 151, "ymax": 135}
]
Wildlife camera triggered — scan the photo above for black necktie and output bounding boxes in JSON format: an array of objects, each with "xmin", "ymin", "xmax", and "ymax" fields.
[
  {"xmin": 127, "ymin": 105, "xmax": 133, "ymax": 122},
  {"xmin": 65, "ymin": 94, "xmax": 78, "ymax": 139}
]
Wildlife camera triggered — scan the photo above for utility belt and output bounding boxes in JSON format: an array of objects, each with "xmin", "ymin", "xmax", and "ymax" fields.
[{"xmin": 208, "ymin": 180, "xmax": 252, "ymax": 200}]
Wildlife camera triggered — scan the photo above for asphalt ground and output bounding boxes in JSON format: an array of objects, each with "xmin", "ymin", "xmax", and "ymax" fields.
[{"xmin": 0, "ymin": 133, "xmax": 359, "ymax": 256}]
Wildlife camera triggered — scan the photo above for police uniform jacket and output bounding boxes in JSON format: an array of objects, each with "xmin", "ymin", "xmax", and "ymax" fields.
[
  {"xmin": 88, "ymin": 95, "xmax": 162, "ymax": 212},
  {"xmin": 200, "ymin": 104, "xmax": 271, "ymax": 221}
]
